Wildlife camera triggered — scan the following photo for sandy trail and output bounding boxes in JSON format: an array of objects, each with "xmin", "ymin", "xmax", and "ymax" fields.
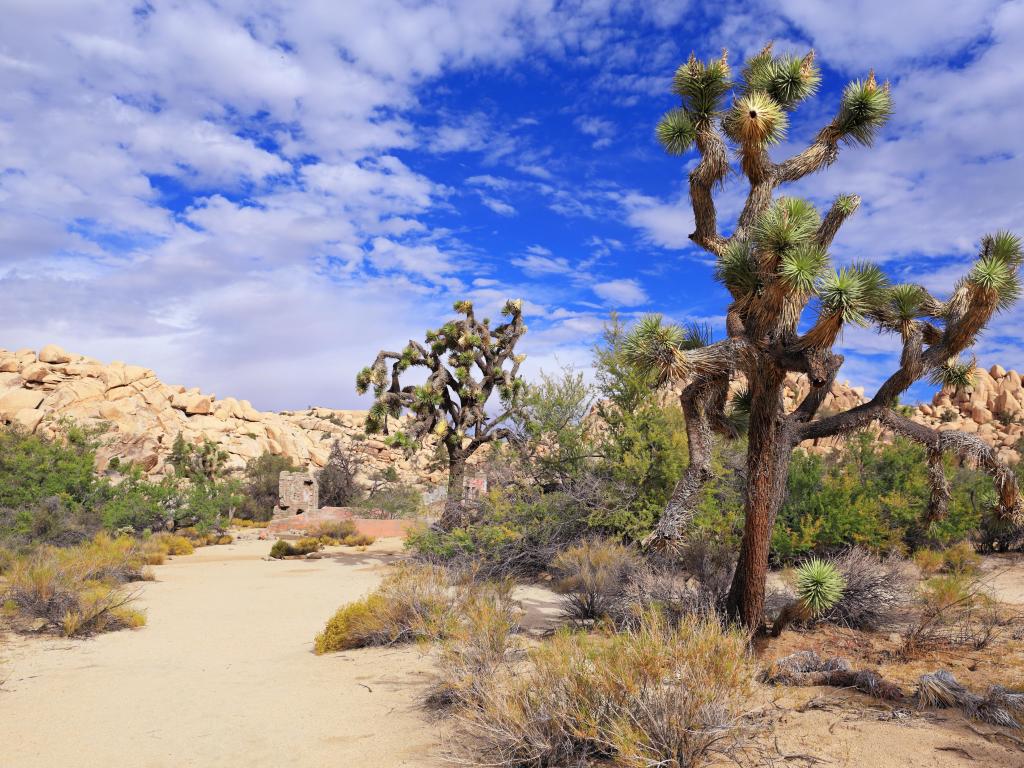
[{"xmin": 0, "ymin": 536, "xmax": 458, "ymax": 768}]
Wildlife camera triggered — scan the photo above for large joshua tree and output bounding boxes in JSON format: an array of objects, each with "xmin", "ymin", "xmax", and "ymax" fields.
[
  {"xmin": 626, "ymin": 43, "xmax": 1023, "ymax": 629},
  {"xmin": 357, "ymin": 299, "xmax": 527, "ymax": 529}
]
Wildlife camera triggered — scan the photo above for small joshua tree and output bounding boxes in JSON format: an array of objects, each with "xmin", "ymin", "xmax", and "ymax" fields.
[
  {"xmin": 627, "ymin": 43, "xmax": 1023, "ymax": 629},
  {"xmin": 357, "ymin": 299, "xmax": 527, "ymax": 529}
]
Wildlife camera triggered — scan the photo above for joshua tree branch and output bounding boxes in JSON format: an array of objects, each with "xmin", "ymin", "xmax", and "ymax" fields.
[{"xmin": 688, "ymin": 125, "xmax": 730, "ymax": 256}]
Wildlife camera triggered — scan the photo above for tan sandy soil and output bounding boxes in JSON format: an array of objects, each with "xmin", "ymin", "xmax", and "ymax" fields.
[
  {"xmin": 0, "ymin": 536, "xmax": 452, "ymax": 768},
  {"xmin": 1, "ymin": 542, "xmax": 1021, "ymax": 768}
]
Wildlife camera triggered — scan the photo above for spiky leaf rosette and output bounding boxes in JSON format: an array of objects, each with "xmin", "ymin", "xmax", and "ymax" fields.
[
  {"xmin": 795, "ymin": 558, "xmax": 846, "ymax": 618},
  {"xmin": 656, "ymin": 108, "xmax": 697, "ymax": 156},
  {"xmin": 752, "ymin": 197, "xmax": 821, "ymax": 255},
  {"xmin": 715, "ymin": 239, "xmax": 761, "ymax": 300},
  {"xmin": 724, "ymin": 91, "xmax": 788, "ymax": 146},
  {"xmin": 929, "ymin": 356, "xmax": 978, "ymax": 391},
  {"xmin": 623, "ymin": 315, "xmax": 687, "ymax": 384},
  {"xmin": 672, "ymin": 51, "xmax": 731, "ymax": 118},
  {"xmin": 968, "ymin": 252, "xmax": 1021, "ymax": 312},
  {"xmin": 761, "ymin": 52, "xmax": 821, "ymax": 110},
  {"xmin": 803, "ymin": 263, "xmax": 890, "ymax": 348},
  {"xmin": 778, "ymin": 243, "xmax": 829, "ymax": 295},
  {"xmin": 835, "ymin": 73, "xmax": 892, "ymax": 146},
  {"xmin": 983, "ymin": 230, "xmax": 1023, "ymax": 266}
]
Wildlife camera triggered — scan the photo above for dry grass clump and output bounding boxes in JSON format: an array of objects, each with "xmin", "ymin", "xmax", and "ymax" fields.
[
  {"xmin": 913, "ymin": 543, "xmax": 981, "ymax": 576},
  {"xmin": 270, "ymin": 537, "xmax": 321, "ymax": 559},
  {"xmin": 2, "ymin": 535, "xmax": 147, "ymax": 637},
  {"xmin": 304, "ymin": 521, "xmax": 376, "ymax": 547},
  {"xmin": 144, "ymin": 532, "xmax": 195, "ymax": 560},
  {"xmin": 549, "ymin": 538, "xmax": 642, "ymax": 623},
  {"xmin": 231, "ymin": 518, "xmax": 269, "ymax": 528},
  {"xmin": 426, "ymin": 581, "xmax": 522, "ymax": 711},
  {"xmin": 314, "ymin": 563, "xmax": 463, "ymax": 653},
  {"xmin": 455, "ymin": 608, "xmax": 758, "ymax": 768},
  {"xmin": 897, "ymin": 572, "xmax": 1013, "ymax": 658}
]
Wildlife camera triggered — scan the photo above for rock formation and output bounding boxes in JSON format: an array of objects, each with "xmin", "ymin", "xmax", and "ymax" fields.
[{"xmin": 0, "ymin": 345, "xmax": 450, "ymax": 490}]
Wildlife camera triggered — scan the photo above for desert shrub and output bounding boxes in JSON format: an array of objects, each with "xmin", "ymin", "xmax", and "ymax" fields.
[
  {"xmin": 310, "ymin": 520, "xmax": 358, "ymax": 540},
  {"xmin": 99, "ymin": 470, "xmax": 183, "ymax": 532},
  {"xmin": 239, "ymin": 452, "xmax": 300, "ymax": 521},
  {"xmin": 317, "ymin": 440, "xmax": 362, "ymax": 508},
  {"xmin": 407, "ymin": 488, "xmax": 590, "ymax": 579},
  {"xmin": 913, "ymin": 548, "xmax": 945, "ymax": 575},
  {"xmin": 356, "ymin": 483, "xmax": 425, "ymax": 519},
  {"xmin": 340, "ymin": 532, "xmax": 375, "ymax": 547},
  {"xmin": 269, "ymin": 537, "xmax": 321, "ymax": 559},
  {"xmin": 608, "ymin": 565, "xmax": 717, "ymax": 629},
  {"xmin": 941, "ymin": 541, "xmax": 981, "ymax": 575},
  {"xmin": 231, "ymin": 518, "xmax": 268, "ymax": 528},
  {"xmin": 772, "ymin": 435, "xmax": 988, "ymax": 561},
  {"xmin": 823, "ymin": 547, "xmax": 912, "ymax": 630},
  {"xmin": 0, "ymin": 424, "xmax": 99, "ymax": 511},
  {"xmin": 673, "ymin": 535, "xmax": 738, "ymax": 605},
  {"xmin": 550, "ymin": 539, "xmax": 642, "ymax": 623},
  {"xmin": 426, "ymin": 582, "xmax": 522, "ymax": 710},
  {"xmin": 214, "ymin": 534, "xmax": 233, "ymax": 545},
  {"xmin": 2, "ymin": 538, "xmax": 147, "ymax": 636},
  {"xmin": 148, "ymin": 532, "xmax": 194, "ymax": 556},
  {"xmin": 456, "ymin": 608, "xmax": 757, "ymax": 768},
  {"xmin": 898, "ymin": 573, "xmax": 1003, "ymax": 657},
  {"xmin": 314, "ymin": 563, "xmax": 462, "ymax": 653}
]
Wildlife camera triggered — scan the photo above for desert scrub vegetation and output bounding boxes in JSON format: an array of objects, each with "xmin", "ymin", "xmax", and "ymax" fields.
[
  {"xmin": 451, "ymin": 608, "xmax": 758, "ymax": 768},
  {"xmin": 1, "ymin": 534, "xmax": 147, "ymax": 637},
  {"xmin": 314, "ymin": 563, "xmax": 514, "ymax": 654},
  {"xmin": 308, "ymin": 520, "xmax": 375, "ymax": 547},
  {"xmin": 269, "ymin": 537, "xmax": 321, "ymax": 559},
  {"xmin": 550, "ymin": 538, "xmax": 642, "ymax": 623}
]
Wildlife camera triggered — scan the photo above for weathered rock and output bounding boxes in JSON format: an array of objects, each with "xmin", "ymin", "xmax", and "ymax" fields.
[{"xmin": 38, "ymin": 344, "xmax": 72, "ymax": 364}]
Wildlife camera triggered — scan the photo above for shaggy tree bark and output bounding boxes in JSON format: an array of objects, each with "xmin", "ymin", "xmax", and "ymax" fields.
[
  {"xmin": 358, "ymin": 300, "xmax": 526, "ymax": 530},
  {"xmin": 632, "ymin": 44, "xmax": 1024, "ymax": 629}
]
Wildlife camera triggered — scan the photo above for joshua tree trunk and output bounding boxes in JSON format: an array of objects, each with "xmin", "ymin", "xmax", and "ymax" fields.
[
  {"xmin": 726, "ymin": 371, "xmax": 792, "ymax": 628},
  {"xmin": 440, "ymin": 449, "xmax": 467, "ymax": 529},
  {"xmin": 628, "ymin": 44, "xmax": 1023, "ymax": 631}
]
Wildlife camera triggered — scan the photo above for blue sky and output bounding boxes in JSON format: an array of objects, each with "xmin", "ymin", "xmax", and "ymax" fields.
[{"xmin": 1, "ymin": 0, "xmax": 1022, "ymax": 410}]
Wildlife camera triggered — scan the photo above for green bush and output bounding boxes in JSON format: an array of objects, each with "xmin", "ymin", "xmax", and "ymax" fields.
[{"xmin": 239, "ymin": 452, "xmax": 300, "ymax": 521}]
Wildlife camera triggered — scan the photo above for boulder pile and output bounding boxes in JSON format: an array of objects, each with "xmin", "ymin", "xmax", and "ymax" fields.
[{"xmin": 0, "ymin": 345, "xmax": 448, "ymax": 489}]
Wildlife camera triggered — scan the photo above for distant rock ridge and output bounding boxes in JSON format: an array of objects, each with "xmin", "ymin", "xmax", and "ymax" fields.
[
  {"xmin": 0, "ymin": 346, "xmax": 1020, "ymax": 487},
  {"xmin": 0, "ymin": 345, "xmax": 449, "ymax": 489}
]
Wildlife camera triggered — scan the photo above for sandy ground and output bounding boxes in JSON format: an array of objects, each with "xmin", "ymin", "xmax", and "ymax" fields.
[
  {"xmin": 0, "ymin": 535, "xmax": 564, "ymax": 768},
  {"xmin": 1, "ymin": 543, "xmax": 1021, "ymax": 768}
]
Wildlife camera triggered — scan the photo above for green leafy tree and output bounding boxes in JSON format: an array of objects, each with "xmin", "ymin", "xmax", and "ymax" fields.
[
  {"xmin": 241, "ymin": 452, "xmax": 300, "ymax": 520},
  {"xmin": 627, "ymin": 43, "xmax": 1023, "ymax": 628},
  {"xmin": 357, "ymin": 299, "xmax": 527, "ymax": 529},
  {"xmin": 169, "ymin": 434, "xmax": 229, "ymax": 484},
  {"xmin": 512, "ymin": 366, "xmax": 595, "ymax": 490}
]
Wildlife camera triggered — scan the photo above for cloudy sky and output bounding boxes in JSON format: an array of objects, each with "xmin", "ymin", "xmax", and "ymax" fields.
[{"xmin": 2, "ymin": 1, "xmax": 1022, "ymax": 410}]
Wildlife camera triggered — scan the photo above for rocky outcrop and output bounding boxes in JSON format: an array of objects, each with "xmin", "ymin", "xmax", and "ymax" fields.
[
  {"xmin": 1, "ymin": 346, "xmax": 1020, "ymax": 488},
  {"xmin": 0, "ymin": 346, "xmax": 450, "ymax": 490}
]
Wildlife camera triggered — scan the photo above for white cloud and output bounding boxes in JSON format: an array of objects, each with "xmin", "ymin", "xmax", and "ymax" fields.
[
  {"xmin": 620, "ymin": 192, "xmax": 695, "ymax": 249},
  {"xmin": 593, "ymin": 278, "xmax": 649, "ymax": 306}
]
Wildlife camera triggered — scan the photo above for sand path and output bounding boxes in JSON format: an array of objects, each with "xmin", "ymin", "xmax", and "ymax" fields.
[{"xmin": 0, "ymin": 536, "xmax": 455, "ymax": 768}]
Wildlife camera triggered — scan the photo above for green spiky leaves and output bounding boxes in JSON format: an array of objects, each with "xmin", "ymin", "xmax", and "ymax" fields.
[
  {"xmin": 715, "ymin": 239, "xmax": 761, "ymax": 298},
  {"xmin": 744, "ymin": 50, "xmax": 821, "ymax": 110},
  {"xmin": 779, "ymin": 244, "xmax": 829, "ymax": 295},
  {"xmin": 672, "ymin": 52, "xmax": 732, "ymax": 118},
  {"xmin": 836, "ymin": 73, "xmax": 892, "ymax": 146},
  {"xmin": 355, "ymin": 366, "xmax": 373, "ymax": 395},
  {"xmin": 501, "ymin": 298, "xmax": 523, "ymax": 316},
  {"xmin": 962, "ymin": 246, "xmax": 1019, "ymax": 309},
  {"xmin": 724, "ymin": 91, "xmax": 788, "ymax": 146},
  {"xmin": 622, "ymin": 314, "xmax": 708, "ymax": 384},
  {"xmin": 795, "ymin": 558, "xmax": 845, "ymax": 618},
  {"xmin": 752, "ymin": 197, "xmax": 821, "ymax": 255},
  {"xmin": 818, "ymin": 263, "xmax": 889, "ymax": 325},
  {"xmin": 930, "ymin": 356, "xmax": 978, "ymax": 391},
  {"xmin": 984, "ymin": 230, "xmax": 1023, "ymax": 266},
  {"xmin": 656, "ymin": 108, "xmax": 697, "ymax": 156}
]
